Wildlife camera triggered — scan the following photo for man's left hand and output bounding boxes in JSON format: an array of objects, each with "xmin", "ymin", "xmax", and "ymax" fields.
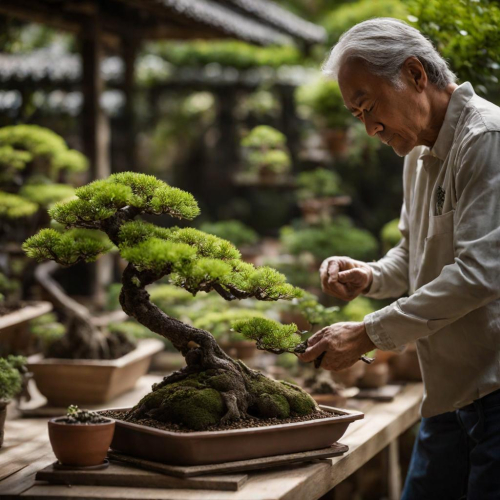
[{"xmin": 297, "ymin": 322, "xmax": 375, "ymax": 371}]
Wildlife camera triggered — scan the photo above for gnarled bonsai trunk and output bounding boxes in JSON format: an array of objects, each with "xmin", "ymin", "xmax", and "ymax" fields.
[
  {"xmin": 120, "ymin": 263, "xmax": 316, "ymax": 429},
  {"xmin": 35, "ymin": 261, "xmax": 134, "ymax": 359}
]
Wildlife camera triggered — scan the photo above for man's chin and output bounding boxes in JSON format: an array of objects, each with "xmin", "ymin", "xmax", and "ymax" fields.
[{"xmin": 390, "ymin": 138, "xmax": 413, "ymax": 157}]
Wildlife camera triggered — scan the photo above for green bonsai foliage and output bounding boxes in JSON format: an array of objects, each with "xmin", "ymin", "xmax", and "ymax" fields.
[
  {"xmin": 0, "ymin": 125, "xmax": 87, "ymax": 218},
  {"xmin": 231, "ymin": 317, "xmax": 303, "ymax": 354},
  {"xmin": 296, "ymin": 78, "xmax": 352, "ymax": 130},
  {"xmin": 24, "ymin": 171, "xmax": 315, "ymax": 429},
  {"xmin": 194, "ymin": 309, "xmax": 268, "ymax": 343},
  {"xmin": 0, "ymin": 357, "xmax": 23, "ymax": 401},
  {"xmin": 241, "ymin": 126, "xmax": 292, "ymax": 177},
  {"xmin": 147, "ymin": 40, "xmax": 302, "ymax": 71},
  {"xmin": 296, "ymin": 168, "xmax": 342, "ymax": 201},
  {"xmin": 199, "ymin": 220, "xmax": 258, "ymax": 248}
]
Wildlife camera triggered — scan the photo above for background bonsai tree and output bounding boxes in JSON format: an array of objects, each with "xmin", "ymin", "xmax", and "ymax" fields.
[
  {"xmin": 24, "ymin": 172, "xmax": 319, "ymax": 430},
  {"xmin": 240, "ymin": 125, "xmax": 292, "ymax": 182},
  {"xmin": 0, "ymin": 125, "xmax": 133, "ymax": 360}
]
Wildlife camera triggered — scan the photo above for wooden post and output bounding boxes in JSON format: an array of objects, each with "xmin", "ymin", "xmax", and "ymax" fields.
[
  {"xmin": 385, "ymin": 439, "xmax": 402, "ymax": 500},
  {"xmin": 81, "ymin": 9, "xmax": 110, "ymax": 181},
  {"xmin": 80, "ymin": 7, "xmax": 112, "ymax": 307},
  {"xmin": 279, "ymin": 85, "xmax": 300, "ymax": 172},
  {"xmin": 118, "ymin": 37, "xmax": 138, "ymax": 172}
]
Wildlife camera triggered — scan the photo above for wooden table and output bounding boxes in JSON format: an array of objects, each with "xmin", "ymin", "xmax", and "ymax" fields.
[{"xmin": 0, "ymin": 376, "xmax": 423, "ymax": 500}]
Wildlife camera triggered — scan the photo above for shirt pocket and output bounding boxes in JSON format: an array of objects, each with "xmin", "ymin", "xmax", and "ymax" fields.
[{"xmin": 416, "ymin": 210, "xmax": 455, "ymax": 288}]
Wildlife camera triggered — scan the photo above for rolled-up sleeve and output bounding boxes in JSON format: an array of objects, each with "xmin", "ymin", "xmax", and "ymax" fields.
[{"xmin": 365, "ymin": 131, "xmax": 500, "ymax": 350}]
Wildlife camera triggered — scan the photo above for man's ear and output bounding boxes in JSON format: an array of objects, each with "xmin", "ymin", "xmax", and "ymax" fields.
[{"xmin": 403, "ymin": 56, "xmax": 427, "ymax": 92}]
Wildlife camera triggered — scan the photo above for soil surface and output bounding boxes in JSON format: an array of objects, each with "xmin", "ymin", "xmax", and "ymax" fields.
[{"xmin": 101, "ymin": 408, "xmax": 341, "ymax": 433}]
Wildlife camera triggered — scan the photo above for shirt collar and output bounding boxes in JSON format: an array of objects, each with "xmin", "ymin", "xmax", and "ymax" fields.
[{"xmin": 421, "ymin": 82, "xmax": 475, "ymax": 162}]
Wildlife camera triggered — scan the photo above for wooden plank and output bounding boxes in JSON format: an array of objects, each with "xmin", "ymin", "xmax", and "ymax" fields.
[
  {"xmin": 0, "ymin": 453, "xmax": 54, "ymax": 497},
  {"xmin": 35, "ymin": 462, "xmax": 248, "ymax": 492},
  {"xmin": 108, "ymin": 443, "xmax": 348, "ymax": 478}
]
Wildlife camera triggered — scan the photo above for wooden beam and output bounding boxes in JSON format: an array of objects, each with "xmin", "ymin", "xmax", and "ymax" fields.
[{"xmin": 81, "ymin": 12, "xmax": 110, "ymax": 180}]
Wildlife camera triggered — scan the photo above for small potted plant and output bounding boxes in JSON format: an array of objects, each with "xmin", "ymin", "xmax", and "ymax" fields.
[
  {"xmin": 0, "ymin": 356, "xmax": 24, "ymax": 447},
  {"xmin": 48, "ymin": 405, "xmax": 115, "ymax": 467},
  {"xmin": 239, "ymin": 125, "xmax": 292, "ymax": 184}
]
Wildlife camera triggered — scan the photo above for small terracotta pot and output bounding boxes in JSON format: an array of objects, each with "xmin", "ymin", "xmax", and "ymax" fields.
[
  {"xmin": 48, "ymin": 417, "xmax": 115, "ymax": 467},
  {"xmin": 0, "ymin": 401, "xmax": 8, "ymax": 448},
  {"xmin": 388, "ymin": 344, "xmax": 422, "ymax": 382},
  {"xmin": 357, "ymin": 362, "xmax": 390, "ymax": 389},
  {"xmin": 331, "ymin": 361, "xmax": 366, "ymax": 388}
]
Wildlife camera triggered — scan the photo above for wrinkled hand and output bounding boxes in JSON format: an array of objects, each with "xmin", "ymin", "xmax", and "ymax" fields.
[
  {"xmin": 320, "ymin": 256, "xmax": 373, "ymax": 301},
  {"xmin": 297, "ymin": 322, "xmax": 375, "ymax": 371}
]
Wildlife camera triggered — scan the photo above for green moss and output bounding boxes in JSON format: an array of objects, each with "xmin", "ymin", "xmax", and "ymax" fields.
[
  {"xmin": 134, "ymin": 369, "xmax": 316, "ymax": 430},
  {"xmin": 247, "ymin": 372, "xmax": 316, "ymax": 417},
  {"xmin": 256, "ymin": 393, "xmax": 290, "ymax": 419},
  {"xmin": 136, "ymin": 373, "xmax": 225, "ymax": 430}
]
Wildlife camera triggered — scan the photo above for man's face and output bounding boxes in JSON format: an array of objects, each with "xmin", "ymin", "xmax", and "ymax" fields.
[{"xmin": 338, "ymin": 58, "xmax": 425, "ymax": 157}]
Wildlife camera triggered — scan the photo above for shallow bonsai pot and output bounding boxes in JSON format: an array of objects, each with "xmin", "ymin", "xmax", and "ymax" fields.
[
  {"xmin": 27, "ymin": 339, "xmax": 164, "ymax": 406},
  {"xmin": 105, "ymin": 405, "xmax": 363, "ymax": 466},
  {"xmin": 0, "ymin": 401, "xmax": 9, "ymax": 448},
  {"xmin": 48, "ymin": 417, "xmax": 115, "ymax": 466},
  {"xmin": 0, "ymin": 301, "xmax": 53, "ymax": 355}
]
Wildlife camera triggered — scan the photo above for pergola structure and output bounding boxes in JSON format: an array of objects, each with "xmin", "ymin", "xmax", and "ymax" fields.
[
  {"xmin": 0, "ymin": 0, "xmax": 325, "ymax": 302},
  {"xmin": 0, "ymin": 0, "xmax": 325, "ymax": 180}
]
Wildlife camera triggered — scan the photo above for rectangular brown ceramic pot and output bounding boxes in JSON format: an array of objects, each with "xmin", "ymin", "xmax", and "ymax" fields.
[
  {"xmin": 0, "ymin": 301, "xmax": 53, "ymax": 355},
  {"xmin": 27, "ymin": 339, "xmax": 164, "ymax": 406},
  {"xmin": 107, "ymin": 405, "xmax": 364, "ymax": 466}
]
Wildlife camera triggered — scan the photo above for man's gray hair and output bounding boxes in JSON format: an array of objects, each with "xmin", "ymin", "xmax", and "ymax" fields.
[{"xmin": 322, "ymin": 18, "xmax": 457, "ymax": 89}]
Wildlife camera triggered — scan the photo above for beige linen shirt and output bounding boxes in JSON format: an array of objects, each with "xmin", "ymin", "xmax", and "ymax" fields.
[{"xmin": 363, "ymin": 82, "xmax": 500, "ymax": 418}]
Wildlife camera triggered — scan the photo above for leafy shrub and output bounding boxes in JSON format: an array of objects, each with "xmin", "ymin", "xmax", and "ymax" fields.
[
  {"xmin": 324, "ymin": 0, "xmax": 408, "ymax": 44},
  {"xmin": 0, "ymin": 357, "xmax": 23, "ymax": 401},
  {"xmin": 409, "ymin": 0, "xmax": 500, "ymax": 94},
  {"xmin": 281, "ymin": 219, "xmax": 379, "ymax": 263}
]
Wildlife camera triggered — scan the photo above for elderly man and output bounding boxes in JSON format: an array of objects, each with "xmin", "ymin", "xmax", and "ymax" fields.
[{"xmin": 298, "ymin": 18, "xmax": 500, "ymax": 500}]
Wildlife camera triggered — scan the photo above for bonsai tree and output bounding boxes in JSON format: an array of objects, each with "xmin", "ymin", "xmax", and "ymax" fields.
[
  {"xmin": 0, "ymin": 125, "xmax": 136, "ymax": 360},
  {"xmin": 24, "ymin": 172, "xmax": 319, "ymax": 430},
  {"xmin": 240, "ymin": 125, "xmax": 292, "ymax": 181},
  {"xmin": 0, "ymin": 124, "xmax": 87, "ymax": 240}
]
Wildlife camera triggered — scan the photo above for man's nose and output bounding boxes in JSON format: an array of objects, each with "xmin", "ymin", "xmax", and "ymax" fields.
[{"xmin": 364, "ymin": 115, "xmax": 383, "ymax": 137}]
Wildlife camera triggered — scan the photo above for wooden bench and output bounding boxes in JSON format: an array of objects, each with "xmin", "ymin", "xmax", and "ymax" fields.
[{"xmin": 0, "ymin": 376, "xmax": 423, "ymax": 500}]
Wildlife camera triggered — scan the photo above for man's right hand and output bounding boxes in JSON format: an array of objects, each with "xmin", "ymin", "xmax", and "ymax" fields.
[{"xmin": 320, "ymin": 256, "xmax": 373, "ymax": 301}]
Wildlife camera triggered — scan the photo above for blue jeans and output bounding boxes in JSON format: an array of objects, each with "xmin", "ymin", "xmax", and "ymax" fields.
[{"xmin": 402, "ymin": 389, "xmax": 500, "ymax": 500}]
